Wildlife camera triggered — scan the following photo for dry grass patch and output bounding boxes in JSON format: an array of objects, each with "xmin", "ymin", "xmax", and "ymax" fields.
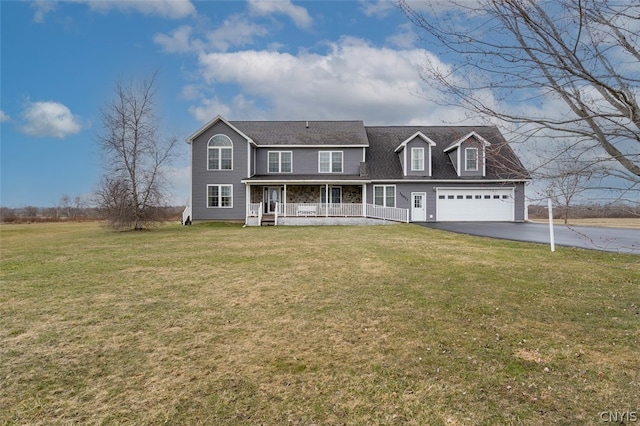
[{"xmin": 1, "ymin": 222, "xmax": 638, "ymax": 425}]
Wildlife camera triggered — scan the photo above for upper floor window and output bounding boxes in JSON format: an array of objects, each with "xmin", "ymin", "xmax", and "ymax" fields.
[
  {"xmin": 319, "ymin": 151, "xmax": 343, "ymax": 173},
  {"xmin": 411, "ymin": 147, "xmax": 424, "ymax": 171},
  {"xmin": 208, "ymin": 134, "xmax": 233, "ymax": 170},
  {"xmin": 465, "ymin": 147, "xmax": 478, "ymax": 171},
  {"xmin": 268, "ymin": 151, "xmax": 292, "ymax": 173}
]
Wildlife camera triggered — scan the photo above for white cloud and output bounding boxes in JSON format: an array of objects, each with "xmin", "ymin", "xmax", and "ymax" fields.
[
  {"xmin": 386, "ymin": 22, "xmax": 418, "ymax": 49},
  {"xmin": 84, "ymin": 0, "xmax": 196, "ymax": 19},
  {"xmin": 153, "ymin": 25, "xmax": 200, "ymax": 53},
  {"xmin": 20, "ymin": 101, "xmax": 82, "ymax": 138},
  {"xmin": 32, "ymin": 0, "xmax": 196, "ymax": 22},
  {"xmin": 181, "ymin": 84, "xmax": 201, "ymax": 101},
  {"xmin": 248, "ymin": 0, "xmax": 313, "ymax": 29},
  {"xmin": 31, "ymin": 0, "xmax": 57, "ymax": 23},
  {"xmin": 205, "ymin": 14, "xmax": 269, "ymax": 52},
  {"xmin": 154, "ymin": 15, "xmax": 269, "ymax": 53},
  {"xmin": 192, "ymin": 36, "xmax": 467, "ymax": 125},
  {"xmin": 0, "ymin": 110, "xmax": 10, "ymax": 123},
  {"xmin": 360, "ymin": 0, "xmax": 396, "ymax": 18},
  {"xmin": 188, "ymin": 96, "xmax": 232, "ymax": 123}
]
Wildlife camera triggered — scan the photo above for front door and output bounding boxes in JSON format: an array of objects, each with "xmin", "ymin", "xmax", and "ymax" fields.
[
  {"xmin": 266, "ymin": 187, "xmax": 281, "ymax": 213},
  {"xmin": 411, "ymin": 192, "xmax": 427, "ymax": 222}
]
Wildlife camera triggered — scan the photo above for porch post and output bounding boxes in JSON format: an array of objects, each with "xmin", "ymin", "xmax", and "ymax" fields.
[
  {"xmin": 245, "ymin": 184, "xmax": 251, "ymax": 224},
  {"xmin": 325, "ymin": 183, "xmax": 329, "ymax": 217},
  {"xmin": 362, "ymin": 183, "xmax": 367, "ymax": 217},
  {"xmin": 283, "ymin": 184, "xmax": 287, "ymax": 217}
]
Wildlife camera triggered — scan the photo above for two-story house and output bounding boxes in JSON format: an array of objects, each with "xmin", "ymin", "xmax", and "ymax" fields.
[{"xmin": 183, "ymin": 116, "xmax": 530, "ymax": 225}]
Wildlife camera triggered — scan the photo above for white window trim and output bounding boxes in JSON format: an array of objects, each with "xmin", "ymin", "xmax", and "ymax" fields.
[
  {"xmin": 373, "ymin": 185, "xmax": 396, "ymax": 208},
  {"xmin": 465, "ymin": 147, "xmax": 478, "ymax": 171},
  {"xmin": 207, "ymin": 184, "xmax": 233, "ymax": 208},
  {"xmin": 267, "ymin": 151, "xmax": 293, "ymax": 173},
  {"xmin": 411, "ymin": 147, "xmax": 425, "ymax": 171},
  {"xmin": 207, "ymin": 134, "xmax": 233, "ymax": 171},
  {"xmin": 318, "ymin": 151, "xmax": 343, "ymax": 173}
]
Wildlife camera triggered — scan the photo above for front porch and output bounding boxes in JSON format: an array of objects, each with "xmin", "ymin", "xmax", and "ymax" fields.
[
  {"xmin": 246, "ymin": 203, "xmax": 408, "ymax": 226},
  {"xmin": 245, "ymin": 184, "xmax": 408, "ymax": 226}
]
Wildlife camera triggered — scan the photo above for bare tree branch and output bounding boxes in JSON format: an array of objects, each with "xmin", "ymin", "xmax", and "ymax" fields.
[{"xmin": 399, "ymin": 0, "xmax": 640, "ymax": 195}]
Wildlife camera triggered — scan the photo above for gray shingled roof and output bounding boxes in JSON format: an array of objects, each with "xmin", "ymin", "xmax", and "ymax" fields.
[
  {"xmin": 365, "ymin": 126, "xmax": 530, "ymax": 180},
  {"xmin": 229, "ymin": 121, "xmax": 529, "ymax": 181},
  {"xmin": 230, "ymin": 121, "xmax": 369, "ymax": 146}
]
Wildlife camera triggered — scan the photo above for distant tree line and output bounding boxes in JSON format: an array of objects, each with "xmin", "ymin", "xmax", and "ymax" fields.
[
  {"xmin": 0, "ymin": 193, "xmax": 183, "ymax": 224},
  {"xmin": 528, "ymin": 203, "xmax": 640, "ymax": 223}
]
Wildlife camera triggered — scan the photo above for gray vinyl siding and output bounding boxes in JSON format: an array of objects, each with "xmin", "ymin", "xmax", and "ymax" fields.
[
  {"xmin": 447, "ymin": 151, "xmax": 458, "ymax": 174},
  {"xmin": 514, "ymin": 182, "xmax": 526, "ymax": 221},
  {"xmin": 191, "ymin": 120, "xmax": 249, "ymax": 220},
  {"xmin": 255, "ymin": 147, "xmax": 364, "ymax": 175},
  {"xmin": 366, "ymin": 181, "xmax": 527, "ymax": 222}
]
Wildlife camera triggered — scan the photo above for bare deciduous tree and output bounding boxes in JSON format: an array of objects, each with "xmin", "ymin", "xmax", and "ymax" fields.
[
  {"xmin": 546, "ymin": 160, "xmax": 594, "ymax": 224},
  {"xmin": 96, "ymin": 72, "xmax": 178, "ymax": 230},
  {"xmin": 399, "ymin": 0, "xmax": 639, "ymax": 201}
]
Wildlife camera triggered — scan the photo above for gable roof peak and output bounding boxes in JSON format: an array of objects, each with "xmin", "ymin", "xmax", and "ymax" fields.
[
  {"xmin": 443, "ymin": 130, "xmax": 491, "ymax": 152},
  {"xmin": 394, "ymin": 131, "xmax": 437, "ymax": 153},
  {"xmin": 186, "ymin": 115, "xmax": 255, "ymax": 145}
]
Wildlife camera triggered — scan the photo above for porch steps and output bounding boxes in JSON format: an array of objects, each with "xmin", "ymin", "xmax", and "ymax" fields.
[{"xmin": 261, "ymin": 214, "xmax": 276, "ymax": 226}]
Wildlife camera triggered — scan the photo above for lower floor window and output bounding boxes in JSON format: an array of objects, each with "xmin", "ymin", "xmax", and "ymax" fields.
[
  {"xmin": 208, "ymin": 184, "xmax": 233, "ymax": 208},
  {"xmin": 321, "ymin": 186, "xmax": 342, "ymax": 204},
  {"xmin": 374, "ymin": 185, "xmax": 395, "ymax": 207}
]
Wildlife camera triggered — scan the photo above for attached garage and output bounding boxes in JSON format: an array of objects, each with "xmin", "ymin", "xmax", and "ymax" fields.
[{"xmin": 436, "ymin": 188, "xmax": 515, "ymax": 222}]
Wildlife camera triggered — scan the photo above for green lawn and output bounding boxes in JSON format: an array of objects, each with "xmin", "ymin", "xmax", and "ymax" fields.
[{"xmin": 1, "ymin": 222, "xmax": 638, "ymax": 425}]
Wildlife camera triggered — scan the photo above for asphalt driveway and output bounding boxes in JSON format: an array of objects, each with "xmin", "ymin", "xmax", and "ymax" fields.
[{"xmin": 420, "ymin": 222, "xmax": 640, "ymax": 254}]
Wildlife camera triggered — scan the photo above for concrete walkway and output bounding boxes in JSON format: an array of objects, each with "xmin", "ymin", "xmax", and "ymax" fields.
[{"xmin": 419, "ymin": 222, "xmax": 640, "ymax": 254}]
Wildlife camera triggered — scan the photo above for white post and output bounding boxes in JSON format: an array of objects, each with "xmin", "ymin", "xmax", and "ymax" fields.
[
  {"xmin": 325, "ymin": 183, "xmax": 329, "ymax": 218},
  {"xmin": 245, "ymin": 185, "xmax": 250, "ymax": 225},
  {"xmin": 275, "ymin": 202, "xmax": 278, "ymax": 226},
  {"xmin": 362, "ymin": 184, "xmax": 367, "ymax": 217},
  {"xmin": 283, "ymin": 184, "xmax": 287, "ymax": 217},
  {"xmin": 547, "ymin": 194, "xmax": 555, "ymax": 252}
]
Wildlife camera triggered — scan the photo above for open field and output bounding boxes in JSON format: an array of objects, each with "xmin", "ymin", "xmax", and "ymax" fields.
[
  {"xmin": 529, "ymin": 218, "xmax": 640, "ymax": 229},
  {"xmin": 1, "ymin": 222, "xmax": 638, "ymax": 425}
]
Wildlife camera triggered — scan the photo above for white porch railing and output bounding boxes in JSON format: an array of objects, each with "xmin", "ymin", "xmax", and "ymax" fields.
[
  {"xmin": 247, "ymin": 202, "xmax": 262, "ymax": 225},
  {"xmin": 182, "ymin": 200, "xmax": 192, "ymax": 225},
  {"xmin": 365, "ymin": 203, "xmax": 409, "ymax": 223},
  {"xmin": 268, "ymin": 202, "xmax": 408, "ymax": 223},
  {"xmin": 281, "ymin": 202, "xmax": 364, "ymax": 217},
  {"xmin": 246, "ymin": 202, "xmax": 408, "ymax": 225}
]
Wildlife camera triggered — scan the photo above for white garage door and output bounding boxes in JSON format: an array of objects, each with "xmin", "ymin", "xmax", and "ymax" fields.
[{"xmin": 437, "ymin": 188, "xmax": 514, "ymax": 222}]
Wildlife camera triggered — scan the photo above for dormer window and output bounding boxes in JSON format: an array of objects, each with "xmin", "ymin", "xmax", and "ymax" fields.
[
  {"xmin": 411, "ymin": 147, "xmax": 424, "ymax": 171},
  {"xmin": 394, "ymin": 132, "xmax": 436, "ymax": 176},
  {"xmin": 208, "ymin": 134, "xmax": 233, "ymax": 170},
  {"xmin": 465, "ymin": 147, "xmax": 478, "ymax": 171}
]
